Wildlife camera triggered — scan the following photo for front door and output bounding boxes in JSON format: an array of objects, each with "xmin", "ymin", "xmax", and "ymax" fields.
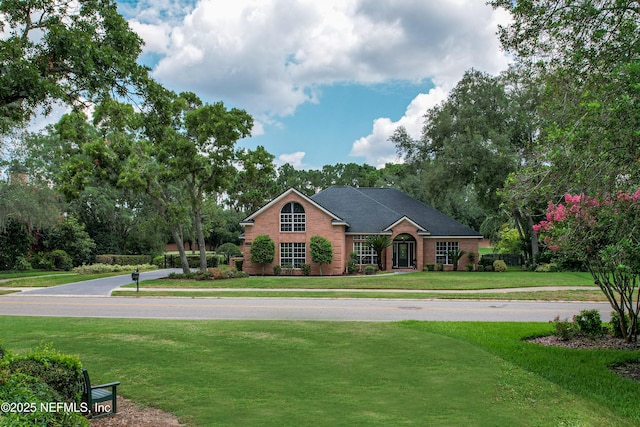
[
  {"xmin": 393, "ymin": 241, "xmax": 415, "ymax": 268},
  {"xmin": 397, "ymin": 243, "xmax": 409, "ymax": 268}
]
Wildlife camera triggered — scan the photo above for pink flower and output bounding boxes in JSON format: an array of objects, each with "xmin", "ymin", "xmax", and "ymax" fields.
[
  {"xmin": 564, "ymin": 193, "xmax": 584, "ymax": 204},
  {"xmin": 553, "ymin": 204, "xmax": 566, "ymax": 221},
  {"xmin": 548, "ymin": 244, "xmax": 560, "ymax": 252}
]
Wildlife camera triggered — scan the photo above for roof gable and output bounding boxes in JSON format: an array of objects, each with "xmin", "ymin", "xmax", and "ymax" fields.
[{"xmin": 241, "ymin": 188, "xmax": 346, "ymax": 225}]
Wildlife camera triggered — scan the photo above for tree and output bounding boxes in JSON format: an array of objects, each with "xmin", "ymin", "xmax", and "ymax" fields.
[
  {"xmin": 534, "ymin": 191, "xmax": 640, "ymax": 343},
  {"xmin": 42, "ymin": 215, "xmax": 96, "ymax": 267},
  {"xmin": 0, "ymin": 179, "xmax": 62, "ymax": 232},
  {"xmin": 490, "ymin": 0, "xmax": 640, "ymax": 197},
  {"xmin": 143, "ymin": 88, "xmax": 253, "ymax": 271},
  {"xmin": 310, "ymin": 235, "xmax": 333, "ymax": 276},
  {"xmin": 250, "ymin": 235, "xmax": 275, "ymax": 276},
  {"xmin": 217, "ymin": 243, "xmax": 242, "ymax": 265},
  {"xmin": 231, "ymin": 146, "xmax": 278, "ymax": 214},
  {"xmin": 0, "ymin": 219, "xmax": 34, "ymax": 270},
  {"xmin": 366, "ymin": 235, "xmax": 392, "ymax": 270},
  {"xmin": 0, "ymin": 0, "xmax": 146, "ymax": 134}
]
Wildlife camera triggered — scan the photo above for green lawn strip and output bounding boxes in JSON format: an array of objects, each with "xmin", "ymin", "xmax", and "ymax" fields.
[
  {"xmin": 1, "ymin": 317, "xmax": 637, "ymax": 426},
  {"xmin": 404, "ymin": 321, "xmax": 640, "ymax": 424},
  {"xmin": 0, "ymin": 272, "xmax": 127, "ymax": 288},
  {"xmin": 0, "ymin": 271, "xmax": 73, "ymax": 280},
  {"xmin": 111, "ymin": 289, "xmax": 607, "ymax": 301},
  {"xmin": 122, "ymin": 271, "xmax": 596, "ymax": 290}
]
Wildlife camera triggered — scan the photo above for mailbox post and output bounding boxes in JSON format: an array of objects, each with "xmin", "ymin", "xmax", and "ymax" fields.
[{"xmin": 132, "ymin": 268, "xmax": 140, "ymax": 292}]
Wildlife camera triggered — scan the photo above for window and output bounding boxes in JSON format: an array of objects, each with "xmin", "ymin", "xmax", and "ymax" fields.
[
  {"xmin": 280, "ymin": 242, "xmax": 306, "ymax": 268},
  {"xmin": 353, "ymin": 235, "xmax": 377, "ymax": 265},
  {"xmin": 436, "ymin": 241, "xmax": 459, "ymax": 265},
  {"xmin": 280, "ymin": 202, "xmax": 306, "ymax": 232}
]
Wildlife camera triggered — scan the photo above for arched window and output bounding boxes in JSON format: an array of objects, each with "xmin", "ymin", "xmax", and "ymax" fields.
[{"xmin": 280, "ymin": 202, "xmax": 306, "ymax": 232}]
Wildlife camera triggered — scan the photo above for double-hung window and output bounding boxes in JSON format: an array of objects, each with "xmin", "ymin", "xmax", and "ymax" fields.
[{"xmin": 280, "ymin": 202, "xmax": 306, "ymax": 232}]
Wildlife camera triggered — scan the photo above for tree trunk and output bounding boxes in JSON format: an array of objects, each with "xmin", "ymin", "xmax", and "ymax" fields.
[
  {"xmin": 194, "ymin": 206, "xmax": 208, "ymax": 271},
  {"xmin": 171, "ymin": 227, "xmax": 191, "ymax": 274}
]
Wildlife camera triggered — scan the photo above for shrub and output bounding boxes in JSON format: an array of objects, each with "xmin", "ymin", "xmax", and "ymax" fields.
[
  {"xmin": 467, "ymin": 252, "xmax": 476, "ymax": 264},
  {"xmin": 72, "ymin": 263, "xmax": 155, "ymax": 274},
  {"xmin": 551, "ymin": 316, "xmax": 579, "ymax": 340},
  {"xmin": 273, "ymin": 265, "xmax": 282, "ymax": 276},
  {"xmin": 7, "ymin": 343, "xmax": 83, "ymax": 403},
  {"xmin": 281, "ymin": 264, "xmax": 294, "ymax": 276},
  {"xmin": 13, "ymin": 256, "xmax": 32, "ymax": 271},
  {"xmin": 301, "ymin": 263, "xmax": 311, "ymax": 276},
  {"xmin": 235, "ymin": 259, "xmax": 243, "ymax": 272},
  {"xmin": 465, "ymin": 264, "xmax": 474, "ymax": 271},
  {"xmin": 364, "ymin": 264, "xmax": 377, "ymax": 275},
  {"xmin": 347, "ymin": 252, "xmax": 358, "ymax": 274},
  {"xmin": 0, "ymin": 371, "xmax": 89, "ymax": 426},
  {"xmin": 1, "ymin": 343, "xmax": 88, "ymax": 426},
  {"xmin": 152, "ymin": 255, "xmax": 164, "ymax": 268},
  {"xmin": 208, "ymin": 268, "xmax": 226, "ymax": 280},
  {"xmin": 574, "ymin": 309, "xmax": 603, "ymax": 338},
  {"xmin": 435, "ymin": 263, "xmax": 444, "ymax": 271},
  {"xmin": 168, "ymin": 270, "xmax": 212, "ymax": 280},
  {"xmin": 493, "ymin": 260, "xmax": 508, "ymax": 272},
  {"xmin": 477, "ymin": 265, "xmax": 485, "ymax": 272},
  {"xmin": 95, "ymin": 254, "xmax": 152, "ymax": 265},
  {"xmin": 424, "ymin": 264, "xmax": 435, "ymax": 271},
  {"xmin": 610, "ymin": 311, "xmax": 632, "ymax": 339},
  {"xmin": 535, "ymin": 263, "xmax": 559, "ymax": 272},
  {"xmin": 47, "ymin": 250, "xmax": 73, "ymax": 271}
]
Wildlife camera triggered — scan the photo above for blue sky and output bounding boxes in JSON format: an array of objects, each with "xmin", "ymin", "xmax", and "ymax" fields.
[{"xmin": 116, "ymin": 1, "xmax": 512, "ymax": 169}]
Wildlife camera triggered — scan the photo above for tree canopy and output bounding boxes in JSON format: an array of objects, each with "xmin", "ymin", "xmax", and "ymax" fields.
[{"xmin": 0, "ymin": 0, "xmax": 146, "ymax": 134}]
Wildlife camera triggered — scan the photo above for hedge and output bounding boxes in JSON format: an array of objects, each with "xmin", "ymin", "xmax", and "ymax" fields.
[{"xmin": 95, "ymin": 254, "xmax": 152, "ymax": 265}]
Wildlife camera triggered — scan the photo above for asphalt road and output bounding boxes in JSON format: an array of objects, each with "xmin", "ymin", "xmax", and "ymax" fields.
[
  {"xmin": 0, "ymin": 271, "xmax": 611, "ymax": 322},
  {"xmin": 0, "ymin": 295, "xmax": 611, "ymax": 322}
]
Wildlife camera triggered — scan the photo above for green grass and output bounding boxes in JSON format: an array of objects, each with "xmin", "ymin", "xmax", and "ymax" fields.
[
  {"xmin": 1, "ymin": 318, "xmax": 638, "ymax": 426},
  {"xmin": 0, "ymin": 272, "xmax": 126, "ymax": 288},
  {"xmin": 123, "ymin": 270, "xmax": 596, "ymax": 290},
  {"xmin": 0, "ymin": 270, "xmax": 73, "ymax": 280}
]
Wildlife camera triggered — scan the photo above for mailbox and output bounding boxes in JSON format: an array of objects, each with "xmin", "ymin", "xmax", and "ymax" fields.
[{"xmin": 132, "ymin": 268, "xmax": 140, "ymax": 292}]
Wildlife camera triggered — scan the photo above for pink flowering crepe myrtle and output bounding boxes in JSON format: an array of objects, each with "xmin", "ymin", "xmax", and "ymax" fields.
[
  {"xmin": 533, "ymin": 190, "xmax": 640, "ymax": 254},
  {"xmin": 533, "ymin": 189, "xmax": 640, "ymax": 342}
]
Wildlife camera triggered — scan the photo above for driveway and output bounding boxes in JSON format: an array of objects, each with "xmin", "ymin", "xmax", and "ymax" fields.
[{"xmin": 15, "ymin": 269, "xmax": 183, "ymax": 296}]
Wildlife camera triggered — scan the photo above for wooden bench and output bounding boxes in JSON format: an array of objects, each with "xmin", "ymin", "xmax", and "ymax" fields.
[{"xmin": 80, "ymin": 369, "xmax": 120, "ymax": 418}]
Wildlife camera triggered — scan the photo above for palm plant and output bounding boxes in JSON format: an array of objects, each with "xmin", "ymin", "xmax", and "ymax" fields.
[{"xmin": 366, "ymin": 235, "xmax": 392, "ymax": 270}]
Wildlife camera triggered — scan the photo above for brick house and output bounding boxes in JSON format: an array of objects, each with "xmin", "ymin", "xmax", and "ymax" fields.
[{"xmin": 239, "ymin": 186, "xmax": 483, "ymax": 275}]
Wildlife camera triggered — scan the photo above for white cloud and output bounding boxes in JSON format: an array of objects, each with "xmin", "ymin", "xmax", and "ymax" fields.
[
  {"xmin": 130, "ymin": 0, "xmax": 510, "ymax": 118},
  {"xmin": 349, "ymin": 87, "xmax": 447, "ymax": 166},
  {"xmin": 126, "ymin": 0, "xmax": 512, "ymax": 166},
  {"xmin": 278, "ymin": 152, "xmax": 306, "ymax": 168}
]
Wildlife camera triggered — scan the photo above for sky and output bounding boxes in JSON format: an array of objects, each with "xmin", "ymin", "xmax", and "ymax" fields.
[{"xmin": 98, "ymin": 1, "xmax": 513, "ymax": 169}]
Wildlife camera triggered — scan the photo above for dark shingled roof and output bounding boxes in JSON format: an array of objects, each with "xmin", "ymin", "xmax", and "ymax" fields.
[{"xmin": 310, "ymin": 186, "xmax": 482, "ymax": 237}]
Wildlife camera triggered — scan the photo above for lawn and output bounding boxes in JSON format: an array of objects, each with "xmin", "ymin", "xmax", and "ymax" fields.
[
  {"xmin": 1, "ymin": 317, "xmax": 638, "ymax": 426},
  {"xmin": 123, "ymin": 270, "xmax": 597, "ymax": 290}
]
